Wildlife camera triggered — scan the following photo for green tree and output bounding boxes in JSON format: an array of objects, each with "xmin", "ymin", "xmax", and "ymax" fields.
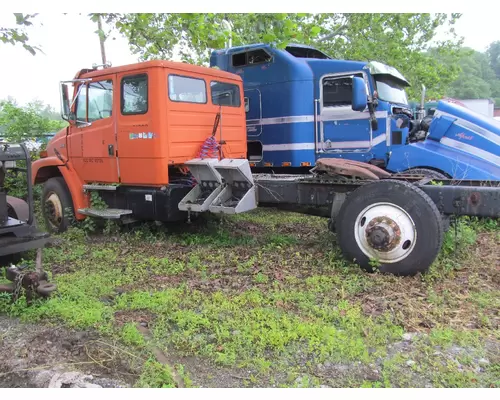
[
  {"xmin": 444, "ymin": 47, "xmax": 500, "ymax": 100},
  {"xmin": 0, "ymin": 99, "xmax": 65, "ymax": 199},
  {"xmin": 98, "ymin": 13, "xmax": 463, "ymax": 100},
  {"xmin": 0, "ymin": 13, "xmax": 40, "ymax": 55},
  {"xmin": 0, "ymin": 99, "xmax": 66, "ymax": 142},
  {"xmin": 27, "ymin": 99, "xmax": 65, "ymax": 122},
  {"xmin": 486, "ymin": 41, "xmax": 500, "ymax": 79}
]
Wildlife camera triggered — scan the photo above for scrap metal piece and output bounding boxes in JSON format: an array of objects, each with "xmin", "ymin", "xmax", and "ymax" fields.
[
  {"xmin": 5, "ymin": 263, "xmax": 57, "ymax": 304},
  {"xmin": 314, "ymin": 158, "xmax": 392, "ymax": 180}
]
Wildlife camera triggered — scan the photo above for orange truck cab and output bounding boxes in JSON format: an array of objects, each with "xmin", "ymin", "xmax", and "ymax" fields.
[{"xmin": 32, "ymin": 60, "xmax": 251, "ymax": 232}]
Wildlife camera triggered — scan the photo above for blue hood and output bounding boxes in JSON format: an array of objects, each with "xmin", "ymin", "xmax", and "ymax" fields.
[
  {"xmin": 388, "ymin": 100, "xmax": 500, "ymax": 180},
  {"xmin": 426, "ymin": 100, "xmax": 500, "ymax": 170}
]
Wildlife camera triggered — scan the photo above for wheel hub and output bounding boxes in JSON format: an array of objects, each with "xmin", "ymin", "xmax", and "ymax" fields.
[
  {"xmin": 365, "ymin": 217, "xmax": 401, "ymax": 251},
  {"xmin": 45, "ymin": 193, "xmax": 62, "ymax": 228},
  {"xmin": 354, "ymin": 202, "xmax": 417, "ymax": 264}
]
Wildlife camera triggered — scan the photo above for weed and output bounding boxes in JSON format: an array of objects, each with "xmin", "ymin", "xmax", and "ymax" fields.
[
  {"xmin": 121, "ymin": 322, "xmax": 146, "ymax": 347},
  {"xmin": 441, "ymin": 218, "xmax": 477, "ymax": 259},
  {"xmin": 136, "ymin": 359, "xmax": 176, "ymax": 388},
  {"xmin": 253, "ymin": 272, "xmax": 269, "ymax": 284},
  {"xmin": 1, "ymin": 207, "xmax": 497, "ymax": 388}
]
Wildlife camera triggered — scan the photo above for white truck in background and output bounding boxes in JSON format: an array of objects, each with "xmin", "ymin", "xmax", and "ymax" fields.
[{"xmin": 459, "ymin": 98, "xmax": 494, "ymax": 118}]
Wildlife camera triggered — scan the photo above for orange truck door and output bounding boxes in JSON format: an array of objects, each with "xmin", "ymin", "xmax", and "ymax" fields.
[
  {"xmin": 69, "ymin": 75, "xmax": 119, "ymax": 183},
  {"xmin": 115, "ymin": 71, "xmax": 160, "ymax": 185}
]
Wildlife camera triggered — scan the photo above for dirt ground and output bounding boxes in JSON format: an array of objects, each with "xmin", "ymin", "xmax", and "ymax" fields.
[
  {"xmin": 0, "ymin": 316, "xmax": 134, "ymax": 388},
  {"xmin": 0, "ymin": 211, "xmax": 499, "ymax": 388},
  {"xmin": 1, "ymin": 313, "xmax": 498, "ymax": 388},
  {"xmin": 0, "ymin": 315, "xmax": 274, "ymax": 388}
]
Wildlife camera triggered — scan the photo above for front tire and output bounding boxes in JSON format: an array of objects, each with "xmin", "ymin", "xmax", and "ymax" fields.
[
  {"xmin": 42, "ymin": 177, "xmax": 74, "ymax": 233},
  {"xmin": 336, "ymin": 180, "xmax": 444, "ymax": 276},
  {"xmin": 399, "ymin": 168, "xmax": 449, "ymax": 181}
]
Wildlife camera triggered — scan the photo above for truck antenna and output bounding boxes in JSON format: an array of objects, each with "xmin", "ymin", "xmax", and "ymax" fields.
[{"xmin": 417, "ymin": 84, "xmax": 426, "ymax": 120}]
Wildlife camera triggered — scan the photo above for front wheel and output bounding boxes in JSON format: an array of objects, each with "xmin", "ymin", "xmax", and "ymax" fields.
[
  {"xmin": 336, "ymin": 180, "xmax": 444, "ymax": 276},
  {"xmin": 42, "ymin": 177, "xmax": 74, "ymax": 233}
]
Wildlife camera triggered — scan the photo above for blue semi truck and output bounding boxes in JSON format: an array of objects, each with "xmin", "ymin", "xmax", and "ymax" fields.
[{"xmin": 210, "ymin": 43, "xmax": 500, "ymax": 180}]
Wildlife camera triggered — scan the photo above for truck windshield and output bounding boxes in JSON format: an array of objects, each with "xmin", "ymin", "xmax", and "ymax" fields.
[{"xmin": 374, "ymin": 75, "xmax": 408, "ymax": 106}]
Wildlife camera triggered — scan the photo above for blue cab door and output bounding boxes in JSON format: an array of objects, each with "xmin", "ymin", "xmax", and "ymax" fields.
[
  {"xmin": 245, "ymin": 89, "xmax": 262, "ymax": 137},
  {"xmin": 244, "ymin": 88, "xmax": 264, "ymax": 162},
  {"xmin": 318, "ymin": 72, "xmax": 387, "ymax": 162}
]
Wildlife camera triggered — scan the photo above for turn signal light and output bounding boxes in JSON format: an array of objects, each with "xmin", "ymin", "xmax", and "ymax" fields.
[{"xmin": 39, "ymin": 150, "xmax": 48, "ymax": 158}]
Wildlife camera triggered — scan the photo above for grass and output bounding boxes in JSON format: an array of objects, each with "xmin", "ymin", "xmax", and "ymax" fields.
[{"xmin": 0, "ymin": 209, "xmax": 499, "ymax": 388}]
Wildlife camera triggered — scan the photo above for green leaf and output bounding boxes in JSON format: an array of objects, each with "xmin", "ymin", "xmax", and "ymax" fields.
[
  {"xmin": 14, "ymin": 13, "xmax": 25, "ymax": 25},
  {"xmin": 263, "ymin": 33, "xmax": 275, "ymax": 43},
  {"xmin": 23, "ymin": 44, "xmax": 36, "ymax": 56}
]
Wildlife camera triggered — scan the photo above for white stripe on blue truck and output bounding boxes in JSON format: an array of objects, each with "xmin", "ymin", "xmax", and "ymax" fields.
[
  {"xmin": 434, "ymin": 111, "xmax": 500, "ymax": 146},
  {"xmin": 246, "ymin": 111, "xmax": 388, "ymax": 127},
  {"xmin": 262, "ymin": 134, "xmax": 387, "ymax": 152},
  {"xmin": 440, "ymin": 137, "xmax": 500, "ymax": 167},
  {"xmin": 247, "ymin": 116, "xmax": 314, "ymax": 126}
]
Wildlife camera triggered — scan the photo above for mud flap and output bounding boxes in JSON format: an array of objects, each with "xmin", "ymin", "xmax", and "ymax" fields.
[
  {"xmin": 178, "ymin": 158, "xmax": 223, "ymax": 213},
  {"xmin": 209, "ymin": 159, "xmax": 257, "ymax": 214}
]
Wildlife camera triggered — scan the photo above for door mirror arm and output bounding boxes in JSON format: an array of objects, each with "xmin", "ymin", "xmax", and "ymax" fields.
[{"xmin": 367, "ymin": 97, "xmax": 379, "ymax": 131}]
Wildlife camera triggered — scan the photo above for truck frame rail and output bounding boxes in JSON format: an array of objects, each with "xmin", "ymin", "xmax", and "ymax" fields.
[
  {"xmin": 254, "ymin": 174, "xmax": 500, "ymax": 219},
  {"xmin": 179, "ymin": 157, "xmax": 499, "ymax": 276}
]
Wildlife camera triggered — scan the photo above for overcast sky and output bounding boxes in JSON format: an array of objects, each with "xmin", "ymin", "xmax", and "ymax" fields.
[{"xmin": 0, "ymin": 13, "xmax": 498, "ymax": 109}]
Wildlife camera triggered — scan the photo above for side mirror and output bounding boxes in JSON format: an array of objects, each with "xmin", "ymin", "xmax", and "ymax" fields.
[
  {"xmin": 351, "ymin": 76, "xmax": 367, "ymax": 112},
  {"xmin": 60, "ymin": 83, "xmax": 72, "ymax": 122},
  {"xmin": 244, "ymin": 97, "xmax": 249, "ymax": 112}
]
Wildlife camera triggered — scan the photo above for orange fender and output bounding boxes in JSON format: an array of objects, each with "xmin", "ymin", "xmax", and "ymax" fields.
[{"xmin": 32, "ymin": 157, "xmax": 89, "ymax": 220}]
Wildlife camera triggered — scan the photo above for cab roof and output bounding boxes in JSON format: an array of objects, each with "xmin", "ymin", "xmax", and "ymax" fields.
[{"xmin": 75, "ymin": 59, "xmax": 243, "ymax": 82}]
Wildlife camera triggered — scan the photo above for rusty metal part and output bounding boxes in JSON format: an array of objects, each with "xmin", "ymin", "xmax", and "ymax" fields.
[
  {"xmin": 0, "ymin": 282, "xmax": 14, "ymax": 293},
  {"xmin": 365, "ymin": 216, "xmax": 402, "ymax": 252},
  {"xmin": 36, "ymin": 280, "xmax": 58, "ymax": 297},
  {"xmin": 6, "ymin": 195, "xmax": 29, "ymax": 221},
  {"xmin": 422, "ymin": 184, "xmax": 500, "ymax": 218},
  {"xmin": 5, "ymin": 264, "xmax": 56, "ymax": 304},
  {"xmin": 45, "ymin": 192, "xmax": 64, "ymax": 230},
  {"xmin": 13, "ymin": 270, "xmax": 40, "ymax": 304},
  {"xmin": 12, "ymin": 270, "xmax": 28, "ymax": 301},
  {"xmin": 314, "ymin": 158, "xmax": 392, "ymax": 180},
  {"xmin": 6, "ymin": 265, "xmax": 48, "ymax": 282}
]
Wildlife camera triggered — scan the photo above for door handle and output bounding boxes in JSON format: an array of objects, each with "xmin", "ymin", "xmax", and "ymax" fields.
[{"xmin": 108, "ymin": 144, "xmax": 114, "ymax": 156}]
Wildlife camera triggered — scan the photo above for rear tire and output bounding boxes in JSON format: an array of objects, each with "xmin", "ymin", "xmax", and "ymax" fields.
[
  {"xmin": 336, "ymin": 180, "xmax": 444, "ymax": 276},
  {"xmin": 42, "ymin": 177, "xmax": 74, "ymax": 233}
]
